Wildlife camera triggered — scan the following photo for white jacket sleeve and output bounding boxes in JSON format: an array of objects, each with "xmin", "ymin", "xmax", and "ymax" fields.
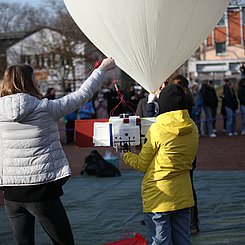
[{"xmin": 46, "ymin": 69, "xmax": 105, "ymax": 121}]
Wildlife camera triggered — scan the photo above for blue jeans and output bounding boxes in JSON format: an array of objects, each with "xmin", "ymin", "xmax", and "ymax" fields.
[
  {"xmin": 192, "ymin": 113, "xmax": 201, "ymax": 135},
  {"xmin": 203, "ymin": 106, "xmax": 213, "ymax": 135},
  {"xmin": 225, "ymin": 107, "xmax": 236, "ymax": 134},
  {"xmin": 241, "ymin": 105, "xmax": 245, "ymax": 133},
  {"xmin": 144, "ymin": 208, "xmax": 191, "ymax": 245},
  {"xmin": 4, "ymin": 198, "xmax": 74, "ymax": 245}
]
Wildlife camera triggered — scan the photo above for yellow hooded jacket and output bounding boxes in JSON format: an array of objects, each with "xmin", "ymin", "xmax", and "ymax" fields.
[{"xmin": 123, "ymin": 110, "xmax": 199, "ymax": 212}]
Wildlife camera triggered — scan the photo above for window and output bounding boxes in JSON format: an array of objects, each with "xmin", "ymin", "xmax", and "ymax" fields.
[
  {"xmin": 229, "ymin": 0, "xmax": 239, "ymax": 6},
  {"xmin": 242, "ymin": 8, "xmax": 245, "ymax": 25},
  {"xmin": 215, "ymin": 42, "xmax": 226, "ymax": 55},
  {"xmin": 20, "ymin": 55, "xmax": 26, "ymax": 63},
  {"xmin": 217, "ymin": 15, "xmax": 225, "ymax": 26}
]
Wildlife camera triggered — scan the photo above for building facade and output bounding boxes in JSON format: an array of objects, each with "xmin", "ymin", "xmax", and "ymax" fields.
[
  {"xmin": 188, "ymin": 3, "xmax": 245, "ymax": 84},
  {"xmin": 4, "ymin": 28, "xmax": 119, "ymax": 96}
]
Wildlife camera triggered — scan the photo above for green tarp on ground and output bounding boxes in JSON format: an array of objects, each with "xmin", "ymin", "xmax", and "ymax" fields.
[{"xmin": 1, "ymin": 170, "xmax": 245, "ymax": 245}]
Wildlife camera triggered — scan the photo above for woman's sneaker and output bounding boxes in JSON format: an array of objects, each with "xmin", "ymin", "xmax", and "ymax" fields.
[{"xmin": 209, "ymin": 133, "xmax": 216, "ymax": 138}]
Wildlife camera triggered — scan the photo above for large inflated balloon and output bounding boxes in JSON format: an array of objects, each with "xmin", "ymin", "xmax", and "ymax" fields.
[{"xmin": 64, "ymin": 0, "xmax": 229, "ymax": 92}]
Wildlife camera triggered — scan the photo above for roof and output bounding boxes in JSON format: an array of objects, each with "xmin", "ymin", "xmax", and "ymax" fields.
[
  {"xmin": 0, "ymin": 27, "xmax": 61, "ymax": 52},
  {"xmin": 0, "ymin": 31, "xmax": 29, "ymax": 40},
  {"xmin": 0, "ymin": 27, "xmax": 60, "ymax": 41}
]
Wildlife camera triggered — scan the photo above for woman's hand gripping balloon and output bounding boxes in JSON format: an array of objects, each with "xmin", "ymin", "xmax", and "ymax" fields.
[{"xmin": 98, "ymin": 57, "xmax": 116, "ymax": 72}]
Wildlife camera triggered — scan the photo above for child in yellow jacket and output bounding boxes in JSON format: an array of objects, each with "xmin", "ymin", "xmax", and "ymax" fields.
[{"xmin": 123, "ymin": 84, "xmax": 199, "ymax": 245}]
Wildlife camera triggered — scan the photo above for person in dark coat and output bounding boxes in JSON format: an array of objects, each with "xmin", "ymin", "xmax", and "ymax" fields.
[
  {"xmin": 223, "ymin": 80, "xmax": 238, "ymax": 136},
  {"xmin": 136, "ymin": 89, "xmax": 149, "ymax": 117},
  {"xmin": 239, "ymin": 63, "xmax": 245, "ymax": 79},
  {"xmin": 208, "ymin": 81, "xmax": 218, "ymax": 133},
  {"xmin": 44, "ymin": 87, "xmax": 56, "ymax": 100},
  {"xmin": 200, "ymin": 81, "xmax": 216, "ymax": 138},
  {"xmin": 191, "ymin": 82, "xmax": 203, "ymax": 135},
  {"xmin": 220, "ymin": 79, "xmax": 229, "ymax": 133},
  {"xmin": 170, "ymin": 75, "xmax": 200, "ymax": 234},
  {"xmin": 238, "ymin": 78, "xmax": 245, "ymax": 135}
]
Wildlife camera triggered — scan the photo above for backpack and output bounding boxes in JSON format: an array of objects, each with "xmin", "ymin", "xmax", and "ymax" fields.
[{"xmin": 81, "ymin": 150, "xmax": 121, "ymax": 177}]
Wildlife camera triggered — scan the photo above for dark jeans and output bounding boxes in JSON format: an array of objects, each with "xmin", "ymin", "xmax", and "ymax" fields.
[
  {"xmin": 190, "ymin": 158, "xmax": 199, "ymax": 227},
  {"xmin": 4, "ymin": 198, "xmax": 74, "ymax": 245},
  {"xmin": 66, "ymin": 120, "xmax": 75, "ymax": 144},
  {"xmin": 211, "ymin": 107, "xmax": 217, "ymax": 130}
]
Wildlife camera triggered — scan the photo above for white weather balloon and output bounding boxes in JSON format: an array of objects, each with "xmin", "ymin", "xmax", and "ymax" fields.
[{"xmin": 64, "ymin": 0, "xmax": 229, "ymax": 93}]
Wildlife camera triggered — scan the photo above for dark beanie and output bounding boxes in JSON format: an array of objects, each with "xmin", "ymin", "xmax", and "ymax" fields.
[{"xmin": 158, "ymin": 84, "xmax": 187, "ymax": 114}]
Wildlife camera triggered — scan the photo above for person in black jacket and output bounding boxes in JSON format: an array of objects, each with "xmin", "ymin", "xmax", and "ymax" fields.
[
  {"xmin": 169, "ymin": 75, "xmax": 199, "ymax": 234},
  {"xmin": 222, "ymin": 80, "xmax": 238, "ymax": 136},
  {"xmin": 208, "ymin": 81, "xmax": 219, "ymax": 133},
  {"xmin": 200, "ymin": 80, "xmax": 217, "ymax": 138},
  {"xmin": 220, "ymin": 79, "xmax": 229, "ymax": 133},
  {"xmin": 238, "ymin": 79, "xmax": 245, "ymax": 135},
  {"xmin": 239, "ymin": 63, "xmax": 245, "ymax": 79}
]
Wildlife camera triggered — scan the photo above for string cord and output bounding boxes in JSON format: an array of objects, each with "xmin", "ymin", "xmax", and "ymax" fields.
[{"xmin": 110, "ymin": 78, "xmax": 136, "ymax": 116}]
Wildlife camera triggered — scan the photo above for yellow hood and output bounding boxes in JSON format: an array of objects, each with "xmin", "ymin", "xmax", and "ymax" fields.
[{"xmin": 156, "ymin": 110, "xmax": 193, "ymax": 136}]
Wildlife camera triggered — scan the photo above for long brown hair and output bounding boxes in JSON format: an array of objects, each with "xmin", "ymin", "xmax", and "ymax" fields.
[{"xmin": 0, "ymin": 64, "xmax": 42, "ymax": 99}]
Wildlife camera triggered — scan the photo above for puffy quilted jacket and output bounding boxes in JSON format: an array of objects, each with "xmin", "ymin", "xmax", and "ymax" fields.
[
  {"xmin": 123, "ymin": 110, "xmax": 199, "ymax": 212},
  {"xmin": 0, "ymin": 69, "xmax": 104, "ymax": 186}
]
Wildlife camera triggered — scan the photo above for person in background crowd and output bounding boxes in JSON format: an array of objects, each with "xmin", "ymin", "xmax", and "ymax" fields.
[
  {"xmin": 94, "ymin": 90, "xmax": 109, "ymax": 119},
  {"xmin": 64, "ymin": 85, "xmax": 78, "ymax": 144},
  {"xmin": 103, "ymin": 81, "xmax": 123, "ymax": 116},
  {"xmin": 0, "ymin": 57, "xmax": 115, "ymax": 245},
  {"xmin": 146, "ymin": 81, "xmax": 167, "ymax": 117},
  {"xmin": 191, "ymin": 82, "xmax": 203, "ymax": 135},
  {"xmin": 79, "ymin": 99, "xmax": 95, "ymax": 120},
  {"xmin": 222, "ymin": 80, "xmax": 238, "ymax": 136},
  {"xmin": 130, "ymin": 87, "xmax": 142, "ymax": 114},
  {"xmin": 122, "ymin": 84, "xmax": 199, "ymax": 245},
  {"xmin": 238, "ymin": 78, "xmax": 245, "ymax": 135},
  {"xmin": 45, "ymin": 87, "xmax": 56, "ymax": 100},
  {"xmin": 220, "ymin": 79, "xmax": 229, "ymax": 133},
  {"xmin": 200, "ymin": 80, "xmax": 216, "ymax": 138},
  {"xmin": 135, "ymin": 89, "xmax": 149, "ymax": 118},
  {"xmin": 170, "ymin": 75, "xmax": 195, "ymax": 117},
  {"xmin": 65, "ymin": 84, "xmax": 72, "ymax": 93},
  {"xmin": 208, "ymin": 80, "xmax": 218, "ymax": 133},
  {"xmin": 169, "ymin": 75, "xmax": 200, "ymax": 234},
  {"xmin": 64, "ymin": 109, "xmax": 78, "ymax": 144},
  {"xmin": 239, "ymin": 63, "xmax": 245, "ymax": 79},
  {"xmin": 122, "ymin": 85, "xmax": 134, "ymax": 114}
]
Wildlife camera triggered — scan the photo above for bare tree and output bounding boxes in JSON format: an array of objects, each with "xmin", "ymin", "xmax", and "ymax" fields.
[
  {"xmin": 39, "ymin": 0, "xmax": 104, "ymax": 93},
  {"xmin": 1, "ymin": 0, "xmax": 104, "ymax": 93},
  {"xmin": 0, "ymin": 2, "xmax": 52, "ymax": 33},
  {"xmin": 19, "ymin": 4, "xmax": 55, "ymax": 30},
  {"xmin": 0, "ymin": 2, "xmax": 20, "ymax": 32}
]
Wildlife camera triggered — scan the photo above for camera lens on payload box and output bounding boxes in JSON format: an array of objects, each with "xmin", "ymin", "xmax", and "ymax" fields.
[
  {"xmin": 119, "ymin": 113, "xmax": 129, "ymax": 118},
  {"xmin": 122, "ymin": 142, "xmax": 129, "ymax": 152}
]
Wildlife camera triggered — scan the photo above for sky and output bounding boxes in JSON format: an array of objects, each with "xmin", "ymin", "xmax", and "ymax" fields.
[
  {"xmin": 3, "ymin": 0, "xmax": 245, "ymax": 7},
  {"xmin": 1, "ymin": 0, "xmax": 42, "ymax": 6}
]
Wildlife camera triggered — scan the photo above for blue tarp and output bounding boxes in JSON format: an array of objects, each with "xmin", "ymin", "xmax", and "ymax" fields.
[{"xmin": 1, "ymin": 170, "xmax": 245, "ymax": 245}]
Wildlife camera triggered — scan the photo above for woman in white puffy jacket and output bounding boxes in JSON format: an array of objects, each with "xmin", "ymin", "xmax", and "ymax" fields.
[{"xmin": 0, "ymin": 57, "xmax": 115, "ymax": 245}]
